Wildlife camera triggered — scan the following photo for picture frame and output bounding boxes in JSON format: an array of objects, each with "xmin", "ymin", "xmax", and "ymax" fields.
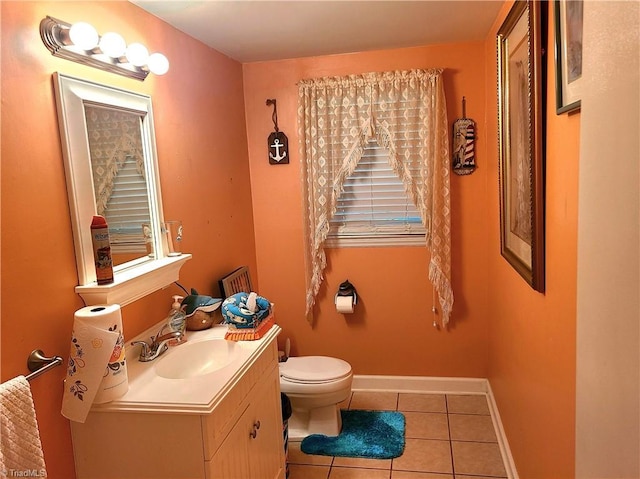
[
  {"xmin": 497, "ymin": 0, "xmax": 545, "ymax": 292},
  {"xmin": 554, "ymin": 0, "xmax": 583, "ymax": 114}
]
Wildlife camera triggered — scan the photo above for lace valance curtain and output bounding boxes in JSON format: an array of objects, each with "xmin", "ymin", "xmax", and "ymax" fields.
[
  {"xmin": 298, "ymin": 69, "xmax": 453, "ymax": 325},
  {"xmin": 85, "ymin": 106, "xmax": 145, "ymax": 215}
]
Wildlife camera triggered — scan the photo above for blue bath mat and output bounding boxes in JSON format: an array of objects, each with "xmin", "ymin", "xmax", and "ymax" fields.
[{"xmin": 300, "ymin": 410, "xmax": 405, "ymax": 459}]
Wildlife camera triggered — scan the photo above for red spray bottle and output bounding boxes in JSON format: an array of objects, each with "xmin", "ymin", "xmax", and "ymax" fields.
[{"xmin": 90, "ymin": 215, "xmax": 114, "ymax": 285}]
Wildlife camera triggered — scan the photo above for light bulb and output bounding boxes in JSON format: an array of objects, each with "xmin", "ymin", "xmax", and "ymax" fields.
[
  {"xmin": 148, "ymin": 53, "xmax": 169, "ymax": 75},
  {"xmin": 69, "ymin": 22, "xmax": 99, "ymax": 50},
  {"xmin": 99, "ymin": 32, "xmax": 126, "ymax": 58},
  {"xmin": 125, "ymin": 43, "xmax": 149, "ymax": 67}
]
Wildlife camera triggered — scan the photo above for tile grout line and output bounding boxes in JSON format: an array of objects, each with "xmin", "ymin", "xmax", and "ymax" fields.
[
  {"xmin": 326, "ymin": 391, "xmax": 351, "ymax": 478},
  {"xmin": 446, "ymin": 394, "xmax": 457, "ymax": 478},
  {"xmin": 391, "ymin": 392, "xmax": 400, "ymax": 477}
]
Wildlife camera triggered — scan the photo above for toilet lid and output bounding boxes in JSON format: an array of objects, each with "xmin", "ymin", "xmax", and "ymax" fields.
[{"xmin": 280, "ymin": 356, "xmax": 352, "ymax": 383}]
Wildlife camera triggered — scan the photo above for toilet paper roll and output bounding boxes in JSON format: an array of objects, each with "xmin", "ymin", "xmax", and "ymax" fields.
[
  {"xmin": 335, "ymin": 296, "xmax": 355, "ymax": 314},
  {"xmin": 61, "ymin": 304, "xmax": 128, "ymax": 423}
]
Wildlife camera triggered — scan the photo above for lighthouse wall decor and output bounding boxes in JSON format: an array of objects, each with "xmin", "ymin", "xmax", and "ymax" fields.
[
  {"xmin": 452, "ymin": 96, "xmax": 477, "ymax": 176},
  {"xmin": 266, "ymin": 98, "xmax": 289, "ymax": 164}
]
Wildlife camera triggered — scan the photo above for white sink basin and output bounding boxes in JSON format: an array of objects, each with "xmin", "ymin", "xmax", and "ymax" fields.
[{"xmin": 155, "ymin": 339, "xmax": 240, "ymax": 379}]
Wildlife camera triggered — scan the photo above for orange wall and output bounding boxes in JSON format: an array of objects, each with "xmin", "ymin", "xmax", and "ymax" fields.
[
  {"xmin": 243, "ymin": 43, "xmax": 491, "ymax": 377},
  {"xmin": 1, "ymin": 2, "xmax": 256, "ymax": 478},
  {"xmin": 1, "ymin": 2, "xmax": 581, "ymax": 478},
  {"xmin": 484, "ymin": 2, "xmax": 579, "ymax": 478}
]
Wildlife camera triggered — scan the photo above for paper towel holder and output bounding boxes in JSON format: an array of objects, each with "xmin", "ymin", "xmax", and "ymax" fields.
[{"xmin": 335, "ymin": 280, "xmax": 357, "ymax": 305}]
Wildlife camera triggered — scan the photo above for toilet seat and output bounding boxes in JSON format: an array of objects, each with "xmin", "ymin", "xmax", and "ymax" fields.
[{"xmin": 280, "ymin": 356, "xmax": 352, "ymax": 384}]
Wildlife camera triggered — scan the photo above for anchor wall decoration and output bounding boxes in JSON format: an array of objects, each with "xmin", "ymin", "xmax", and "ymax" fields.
[{"xmin": 266, "ymin": 98, "xmax": 289, "ymax": 164}]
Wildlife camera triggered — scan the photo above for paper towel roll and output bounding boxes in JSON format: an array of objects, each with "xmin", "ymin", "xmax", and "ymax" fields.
[
  {"xmin": 61, "ymin": 304, "xmax": 128, "ymax": 423},
  {"xmin": 335, "ymin": 296, "xmax": 355, "ymax": 314}
]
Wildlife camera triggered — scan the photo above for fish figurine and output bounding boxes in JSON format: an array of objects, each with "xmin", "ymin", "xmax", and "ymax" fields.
[{"xmin": 181, "ymin": 288, "xmax": 222, "ymax": 331}]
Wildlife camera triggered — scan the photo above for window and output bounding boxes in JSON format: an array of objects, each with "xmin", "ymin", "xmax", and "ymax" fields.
[
  {"xmin": 328, "ymin": 140, "xmax": 426, "ymax": 247},
  {"xmin": 298, "ymin": 69, "xmax": 453, "ymax": 322}
]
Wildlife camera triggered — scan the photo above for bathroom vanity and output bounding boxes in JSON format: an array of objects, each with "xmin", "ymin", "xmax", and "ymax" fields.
[{"xmin": 70, "ymin": 324, "xmax": 285, "ymax": 479}]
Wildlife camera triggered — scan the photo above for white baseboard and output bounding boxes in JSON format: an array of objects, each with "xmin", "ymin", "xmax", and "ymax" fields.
[
  {"xmin": 352, "ymin": 374, "xmax": 489, "ymax": 394},
  {"xmin": 486, "ymin": 381, "xmax": 519, "ymax": 479},
  {"xmin": 351, "ymin": 374, "xmax": 518, "ymax": 479}
]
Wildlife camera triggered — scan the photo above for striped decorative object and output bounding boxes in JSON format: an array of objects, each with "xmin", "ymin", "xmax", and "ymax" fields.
[
  {"xmin": 452, "ymin": 117, "xmax": 477, "ymax": 176},
  {"xmin": 464, "ymin": 124, "xmax": 476, "ymax": 164}
]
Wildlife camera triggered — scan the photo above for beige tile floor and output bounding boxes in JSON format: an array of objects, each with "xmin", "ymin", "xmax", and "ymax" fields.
[{"xmin": 287, "ymin": 391, "xmax": 508, "ymax": 479}]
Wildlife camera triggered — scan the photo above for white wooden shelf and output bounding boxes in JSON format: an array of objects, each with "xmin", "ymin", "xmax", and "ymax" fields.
[{"xmin": 75, "ymin": 254, "xmax": 192, "ymax": 306}]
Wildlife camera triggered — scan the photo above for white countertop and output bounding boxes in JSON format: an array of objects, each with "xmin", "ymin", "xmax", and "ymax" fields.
[{"xmin": 90, "ymin": 322, "xmax": 280, "ymax": 415}]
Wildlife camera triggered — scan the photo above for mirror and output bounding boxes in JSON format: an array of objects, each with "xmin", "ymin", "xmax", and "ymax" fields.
[
  {"xmin": 84, "ymin": 104, "xmax": 151, "ymax": 267},
  {"xmin": 53, "ymin": 73, "xmax": 165, "ymax": 286}
]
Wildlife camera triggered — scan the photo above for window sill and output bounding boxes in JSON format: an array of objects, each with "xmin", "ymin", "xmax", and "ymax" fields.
[
  {"xmin": 325, "ymin": 236, "xmax": 426, "ymax": 248},
  {"xmin": 75, "ymin": 254, "xmax": 192, "ymax": 306}
]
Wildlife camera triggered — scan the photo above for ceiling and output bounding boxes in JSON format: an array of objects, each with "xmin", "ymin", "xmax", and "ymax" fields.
[{"xmin": 130, "ymin": 1, "xmax": 504, "ymax": 63}]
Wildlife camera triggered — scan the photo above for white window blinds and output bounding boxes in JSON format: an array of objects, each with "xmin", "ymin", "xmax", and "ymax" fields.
[
  {"xmin": 329, "ymin": 140, "xmax": 426, "ymax": 241},
  {"xmin": 103, "ymin": 155, "xmax": 150, "ymax": 253}
]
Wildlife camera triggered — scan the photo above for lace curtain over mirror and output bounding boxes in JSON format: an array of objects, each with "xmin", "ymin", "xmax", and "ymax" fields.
[
  {"xmin": 298, "ymin": 69, "xmax": 453, "ymax": 325},
  {"xmin": 85, "ymin": 105, "xmax": 146, "ymax": 215}
]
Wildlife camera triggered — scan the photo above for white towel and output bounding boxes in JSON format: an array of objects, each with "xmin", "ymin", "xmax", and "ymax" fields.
[{"xmin": 0, "ymin": 376, "xmax": 47, "ymax": 477}]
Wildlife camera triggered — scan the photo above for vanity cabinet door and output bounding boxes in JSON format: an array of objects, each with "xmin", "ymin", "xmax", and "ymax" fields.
[
  {"xmin": 206, "ymin": 405, "xmax": 251, "ymax": 479},
  {"xmin": 246, "ymin": 371, "xmax": 285, "ymax": 479},
  {"xmin": 206, "ymin": 362, "xmax": 284, "ymax": 479}
]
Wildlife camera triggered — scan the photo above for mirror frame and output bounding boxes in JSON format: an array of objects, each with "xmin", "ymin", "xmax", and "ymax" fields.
[{"xmin": 54, "ymin": 73, "xmax": 189, "ymax": 305}]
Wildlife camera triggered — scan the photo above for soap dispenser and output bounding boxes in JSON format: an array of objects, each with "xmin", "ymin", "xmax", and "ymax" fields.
[{"xmin": 166, "ymin": 295, "xmax": 186, "ymax": 344}]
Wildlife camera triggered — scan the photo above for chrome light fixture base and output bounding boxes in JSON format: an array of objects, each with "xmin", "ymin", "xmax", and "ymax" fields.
[{"xmin": 40, "ymin": 16, "xmax": 150, "ymax": 81}]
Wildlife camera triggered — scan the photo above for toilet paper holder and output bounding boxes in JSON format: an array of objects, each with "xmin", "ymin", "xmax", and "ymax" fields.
[{"xmin": 335, "ymin": 280, "xmax": 357, "ymax": 305}]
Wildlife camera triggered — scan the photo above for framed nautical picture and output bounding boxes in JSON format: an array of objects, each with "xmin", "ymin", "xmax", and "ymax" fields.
[
  {"xmin": 497, "ymin": 0, "xmax": 546, "ymax": 292},
  {"xmin": 554, "ymin": 0, "xmax": 583, "ymax": 114}
]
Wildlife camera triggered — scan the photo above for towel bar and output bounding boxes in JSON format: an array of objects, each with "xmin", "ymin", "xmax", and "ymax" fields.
[{"xmin": 25, "ymin": 349, "xmax": 63, "ymax": 381}]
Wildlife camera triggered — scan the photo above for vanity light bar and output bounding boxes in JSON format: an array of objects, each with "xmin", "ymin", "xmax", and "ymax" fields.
[{"xmin": 40, "ymin": 16, "xmax": 169, "ymax": 81}]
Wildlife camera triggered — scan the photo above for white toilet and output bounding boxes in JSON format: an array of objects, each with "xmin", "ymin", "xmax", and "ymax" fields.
[{"xmin": 279, "ymin": 356, "xmax": 353, "ymax": 440}]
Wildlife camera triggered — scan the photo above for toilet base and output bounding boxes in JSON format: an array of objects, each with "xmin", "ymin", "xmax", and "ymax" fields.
[{"xmin": 287, "ymin": 404, "xmax": 343, "ymax": 440}]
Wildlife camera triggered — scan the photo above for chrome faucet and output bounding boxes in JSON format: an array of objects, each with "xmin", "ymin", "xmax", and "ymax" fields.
[{"xmin": 131, "ymin": 325, "xmax": 185, "ymax": 362}]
